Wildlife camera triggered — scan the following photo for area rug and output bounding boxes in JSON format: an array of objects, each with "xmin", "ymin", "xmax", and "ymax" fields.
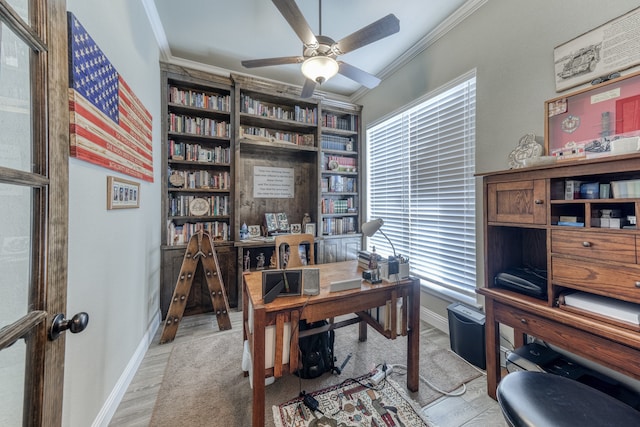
[
  {"xmin": 149, "ymin": 322, "xmax": 482, "ymax": 426},
  {"xmin": 273, "ymin": 374, "xmax": 430, "ymax": 427}
]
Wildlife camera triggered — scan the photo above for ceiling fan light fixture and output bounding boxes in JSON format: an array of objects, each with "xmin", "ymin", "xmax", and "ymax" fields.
[{"xmin": 301, "ymin": 56, "xmax": 339, "ymax": 84}]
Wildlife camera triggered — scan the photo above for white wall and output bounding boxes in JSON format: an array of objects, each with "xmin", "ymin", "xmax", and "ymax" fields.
[
  {"xmin": 63, "ymin": 0, "xmax": 161, "ymax": 425},
  {"xmin": 359, "ymin": 0, "xmax": 640, "ymax": 314}
]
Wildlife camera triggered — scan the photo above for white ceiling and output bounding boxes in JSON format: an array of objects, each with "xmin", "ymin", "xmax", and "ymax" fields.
[{"xmin": 148, "ymin": 0, "xmax": 476, "ymax": 99}]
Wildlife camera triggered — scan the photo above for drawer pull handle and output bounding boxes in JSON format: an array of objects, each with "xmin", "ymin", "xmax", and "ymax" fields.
[
  {"xmin": 582, "ymin": 241, "xmax": 591, "ymax": 247},
  {"xmin": 636, "ymin": 282, "xmax": 640, "ymax": 288},
  {"xmin": 520, "ymin": 318, "xmax": 527, "ymax": 324},
  {"xmin": 534, "ymin": 199, "xmax": 543, "ymax": 205}
]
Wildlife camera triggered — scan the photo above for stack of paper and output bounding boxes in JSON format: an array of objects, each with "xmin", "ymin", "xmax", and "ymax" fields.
[{"xmin": 563, "ymin": 292, "xmax": 640, "ymax": 325}]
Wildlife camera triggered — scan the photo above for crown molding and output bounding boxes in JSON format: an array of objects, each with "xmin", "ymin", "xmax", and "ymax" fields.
[
  {"xmin": 351, "ymin": 0, "xmax": 487, "ymax": 102},
  {"xmin": 141, "ymin": 0, "xmax": 171, "ymax": 61}
]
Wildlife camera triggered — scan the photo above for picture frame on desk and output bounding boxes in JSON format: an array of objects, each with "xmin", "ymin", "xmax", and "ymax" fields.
[
  {"xmin": 107, "ymin": 176, "xmax": 140, "ymax": 209},
  {"xmin": 262, "ymin": 269, "xmax": 302, "ymax": 303},
  {"xmin": 304, "ymin": 223, "xmax": 316, "ymax": 236}
]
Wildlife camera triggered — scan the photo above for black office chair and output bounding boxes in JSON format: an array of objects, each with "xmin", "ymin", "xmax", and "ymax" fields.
[{"xmin": 497, "ymin": 371, "xmax": 640, "ymax": 427}]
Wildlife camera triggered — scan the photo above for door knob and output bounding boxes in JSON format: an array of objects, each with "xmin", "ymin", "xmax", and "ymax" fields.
[{"xmin": 49, "ymin": 312, "xmax": 89, "ymax": 340}]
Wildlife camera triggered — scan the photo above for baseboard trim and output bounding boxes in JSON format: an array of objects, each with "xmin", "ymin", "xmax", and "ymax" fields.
[
  {"xmin": 92, "ymin": 309, "xmax": 161, "ymax": 427},
  {"xmin": 420, "ymin": 306, "xmax": 449, "ymax": 334}
]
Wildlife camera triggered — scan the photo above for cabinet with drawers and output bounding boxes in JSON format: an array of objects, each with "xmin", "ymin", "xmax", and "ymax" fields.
[{"xmin": 478, "ymin": 153, "xmax": 640, "ymax": 399}]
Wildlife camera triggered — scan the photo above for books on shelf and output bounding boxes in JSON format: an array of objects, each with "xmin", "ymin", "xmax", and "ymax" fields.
[
  {"xmin": 322, "ymin": 112, "xmax": 358, "ymax": 131},
  {"xmin": 321, "ymin": 134, "xmax": 354, "ymax": 151},
  {"xmin": 563, "ymin": 291, "xmax": 640, "ymax": 325},
  {"xmin": 168, "ymin": 85, "xmax": 230, "ymax": 112},
  {"xmin": 324, "ymin": 154, "xmax": 357, "ymax": 172},
  {"xmin": 322, "ymin": 217, "xmax": 356, "ymax": 235},
  {"xmin": 168, "ymin": 194, "xmax": 229, "ymax": 217},
  {"xmin": 168, "ymin": 169, "xmax": 230, "ymax": 190},
  {"xmin": 168, "ymin": 113, "xmax": 230, "ymax": 137},
  {"xmin": 240, "ymin": 126, "xmax": 315, "ymax": 146},
  {"xmin": 168, "ymin": 140, "xmax": 231, "ymax": 163},
  {"xmin": 323, "ymin": 176, "xmax": 357, "ymax": 193},
  {"xmin": 167, "ymin": 221, "xmax": 230, "ymax": 246},
  {"xmin": 240, "ymin": 93, "xmax": 317, "ymax": 124}
]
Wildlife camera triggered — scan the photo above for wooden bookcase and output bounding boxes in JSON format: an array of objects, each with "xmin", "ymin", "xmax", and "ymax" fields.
[
  {"xmin": 160, "ymin": 64, "xmax": 237, "ymax": 317},
  {"xmin": 479, "ymin": 153, "xmax": 640, "ymax": 399},
  {"xmin": 159, "ymin": 68, "xmax": 364, "ymax": 316},
  {"xmin": 319, "ymin": 100, "xmax": 363, "ymax": 263}
]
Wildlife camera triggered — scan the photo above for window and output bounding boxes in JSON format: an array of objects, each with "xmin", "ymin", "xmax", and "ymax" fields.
[{"xmin": 366, "ymin": 70, "xmax": 476, "ymax": 299}]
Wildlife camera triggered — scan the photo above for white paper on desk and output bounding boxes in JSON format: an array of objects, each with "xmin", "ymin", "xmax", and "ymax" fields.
[{"xmin": 248, "ymin": 300, "xmax": 292, "ymax": 369}]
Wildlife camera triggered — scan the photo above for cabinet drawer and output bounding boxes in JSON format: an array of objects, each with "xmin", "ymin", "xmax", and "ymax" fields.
[
  {"xmin": 551, "ymin": 230, "xmax": 636, "ymax": 264},
  {"xmin": 487, "ymin": 180, "xmax": 546, "ymax": 224},
  {"xmin": 552, "ymin": 257, "xmax": 640, "ymax": 304}
]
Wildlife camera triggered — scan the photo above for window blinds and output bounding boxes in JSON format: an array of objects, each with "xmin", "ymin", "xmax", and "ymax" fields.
[{"xmin": 366, "ymin": 72, "xmax": 476, "ymax": 297}]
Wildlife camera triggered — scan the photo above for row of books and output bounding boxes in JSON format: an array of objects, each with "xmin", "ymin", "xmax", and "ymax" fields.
[
  {"xmin": 167, "ymin": 221, "xmax": 230, "ymax": 246},
  {"xmin": 168, "ymin": 113, "xmax": 230, "ymax": 137},
  {"xmin": 240, "ymin": 126, "xmax": 315, "ymax": 146},
  {"xmin": 321, "ymin": 197, "xmax": 355, "ymax": 214},
  {"xmin": 168, "ymin": 169, "xmax": 231, "ymax": 190},
  {"xmin": 168, "ymin": 140, "xmax": 231, "ymax": 164},
  {"xmin": 366, "ymin": 298, "xmax": 404, "ymax": 334},
  {"xmin": 322, "ymin": 176, "xmax": 357, "ymax": 193},
  {"xmin": 322, "ymin": 217, "xmax": 356, "ymax": 235},
  {"xmin": 324, "ymin": 155, "xmax": 357, "ymax": 172},
  {"xmin": 168, "ymin": 86, "xmax": 231, "ymax": 112},
  {"xmin": 240, "ymin": 94, "xmax": 318, "ymax": 124},
  {"xmin": 321, "ymin": 134, "xmax": 354, "ymax": 151},
  {"xmin": 322, "ymin": 113, "xmax": 358, "ymax": 131},
  {"xmin": 168, "ymin": 195, "xmax": 229, "ymax": 217}
]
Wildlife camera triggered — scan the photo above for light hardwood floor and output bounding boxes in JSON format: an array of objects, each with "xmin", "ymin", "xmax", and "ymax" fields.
[{"xmin": 109, "ymin": 312, "xmax": 507, "ymax": 427}]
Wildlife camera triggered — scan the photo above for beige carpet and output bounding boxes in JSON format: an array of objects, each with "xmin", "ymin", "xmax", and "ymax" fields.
[{"xmin": 149, "ymin": 323, "xmax": 483, "ymax": 426}]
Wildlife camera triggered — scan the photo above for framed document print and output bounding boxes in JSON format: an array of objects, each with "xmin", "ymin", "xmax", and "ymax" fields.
[
  {"xmin": 107, "ymin": 176, "xmax": 140, "ymax": 209},
  {"xmin": 545, "ymin": 70, "xmax": 640, "ymax": 160}
]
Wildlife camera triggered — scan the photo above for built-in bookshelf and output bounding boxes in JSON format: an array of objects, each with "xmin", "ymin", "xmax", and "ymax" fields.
[
  {"xmin": 318, "ymin": 102, "xmax": 363, "ymax": 263},
  {"xmin": 233, "ymin": 77, "xmax": 320, "ymax": 286},
  {"xmin": 160, "ymin": 64, "xmax": 237, "ymax": 315},
  {"xmin": 319, "ymin": 105, "xmax": 361, "ymax": 235}
]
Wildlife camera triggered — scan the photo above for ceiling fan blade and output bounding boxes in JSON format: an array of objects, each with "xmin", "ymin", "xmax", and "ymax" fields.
[
  {"xmin": 272, "ymin": 0, "xmax": 318, "ymax": 47},
  {"xmin": 334, "ymin": 14, "xmax": 400, "ymax": 55},
  {"xmin": 300, "ymin": 78, "xmax": 316, "ymax": 98},
  {"xmin": 241, "ymin": 56, "xmax": 304, "ymax": 68},
  {"xmin": 338, "ymin": 62, "xmax": 381, "ymax": 89}
]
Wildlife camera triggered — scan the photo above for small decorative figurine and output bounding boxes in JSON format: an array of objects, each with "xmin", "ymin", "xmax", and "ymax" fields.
[
  {"xmin": 256, "ymin": 252, "xmax": 265, "ymax": 270},
  {"xmin": 302, "ymin": 213, "xmax": 311, "ymax": 229},
  {"xmin": 243, "ymin": 251, "xmax": 250, "ymax": 271}
]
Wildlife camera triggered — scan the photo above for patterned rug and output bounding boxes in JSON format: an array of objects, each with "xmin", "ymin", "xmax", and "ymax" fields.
[{"xmin": 273, "ymin": 373, "xmax": 431, "ymax": 427}]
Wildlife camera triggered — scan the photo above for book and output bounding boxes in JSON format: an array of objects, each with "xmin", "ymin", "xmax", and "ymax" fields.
[{"xmin": 564, "ymin": 292, "xmax": 640, "ymax": 325}]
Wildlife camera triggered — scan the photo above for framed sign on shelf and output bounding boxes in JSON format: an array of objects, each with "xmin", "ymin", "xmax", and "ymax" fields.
[
  {"xmin": 545, "ymin": 70, "xmax": 640, "ymax": 161},
  {"xmin": 107, "ymin": 176, "xmax": 140, "ymax": 209},
  {"xmin": 554, "ymin": 6, "xmax": 640, "ymax": 92}
]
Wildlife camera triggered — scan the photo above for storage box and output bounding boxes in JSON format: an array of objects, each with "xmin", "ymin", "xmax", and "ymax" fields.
[{"xmin": 447, "ymin": 303, "xmax": 486, "ymax": 369}]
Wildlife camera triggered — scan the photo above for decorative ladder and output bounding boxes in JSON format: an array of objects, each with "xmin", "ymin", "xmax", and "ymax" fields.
[{"xmin": 160, "ymin": 231, "xmax": 231, "ymax": 344}]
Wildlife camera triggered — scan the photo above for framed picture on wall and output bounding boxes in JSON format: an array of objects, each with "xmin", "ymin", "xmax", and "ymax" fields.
[
  {"xmin": 107, "ymin": 176, "xmax": 140, "ymax": 209},
  {"xmin": 545, "ymin": 70, "xmax": 640, "ymax": 161}
]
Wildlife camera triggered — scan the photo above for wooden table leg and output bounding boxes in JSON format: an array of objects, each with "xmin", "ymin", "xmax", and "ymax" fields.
[
  {"xmin": 484, "ymin": 298, "xmax": 499, "ymax": 400},
  {"xmin": 252, "ymin": 306, "xmax": 266, "ymax": 427},
  {"xmin": 407, "ymin": 280, "xmax": 420, "ymax": 392}
]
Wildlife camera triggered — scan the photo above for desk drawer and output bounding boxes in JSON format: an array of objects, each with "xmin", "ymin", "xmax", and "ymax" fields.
[
  {"xmin": 551, "ymin": 230, "xmax": 636, "ymax": 264},
  {"xmin": 552, "ymin": 257, "xmax": 640, "ymax": 304},
  {"xmin": 493, "ymin": 301, "xmax": 640, "ymax": 380}
]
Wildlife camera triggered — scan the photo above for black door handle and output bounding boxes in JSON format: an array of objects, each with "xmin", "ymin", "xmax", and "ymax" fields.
[{"xmin": 49, "ymin": 312, "xmax": 89, "ymax": 340}]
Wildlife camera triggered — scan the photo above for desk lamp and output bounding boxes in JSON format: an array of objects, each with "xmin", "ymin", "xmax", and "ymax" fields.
[{"xmin": 361, "ymin": 218, "xmax": 399, "ymax": 276}]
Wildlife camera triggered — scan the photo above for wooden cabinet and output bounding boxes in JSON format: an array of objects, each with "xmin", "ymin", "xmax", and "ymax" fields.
[
  {"xmin": 479, "ymin": 153, "xmax": 640, "ymax": 399},
  {"xmin": 487, "ymin": 179, "xmax": 546, "ymax": 224},
  {"xmin": 320, "ymin": 235, "xmax": 361, "ymax": 263},
  {"xmin": 160, "ymin": 245, "xmax": 236, "ymax": 317}
]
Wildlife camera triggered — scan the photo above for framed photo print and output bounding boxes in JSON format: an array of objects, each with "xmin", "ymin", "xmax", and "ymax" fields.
[
  {"xmin": 107, "ymin": 176, "xmax": 140, "ymax": 209},
  {"xmin": 290, "ymin": 223, "xmax": 301, "ymax": 234},
  {"xmin": 248, "ymin": 225, "xmax": 261, "ymax": 238},
  {"xmin": 304, "ymin": 223, "xmax": 316, "ymax": 236},
  {"xmin": 264, "ymin": 213, "xmax": 278, "ymax": 233}
]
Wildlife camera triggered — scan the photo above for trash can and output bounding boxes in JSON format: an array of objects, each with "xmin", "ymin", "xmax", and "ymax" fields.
[{"xmin": 447, "ymin": 302, "xmax": 486, "ymax": 369}]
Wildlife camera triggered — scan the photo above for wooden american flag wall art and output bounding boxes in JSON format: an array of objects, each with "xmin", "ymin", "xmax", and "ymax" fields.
[{"xmin": 67, "ymin": 12, "xmax": 153, "ymax": 182}]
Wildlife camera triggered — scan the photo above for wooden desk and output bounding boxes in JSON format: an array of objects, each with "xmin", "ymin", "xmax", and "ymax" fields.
[{"xmin": 242, "ymin": 260, "xmax": 421, "ymax": 427}]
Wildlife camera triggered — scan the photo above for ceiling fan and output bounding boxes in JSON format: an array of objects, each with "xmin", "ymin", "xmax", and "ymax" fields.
[{"xmin": 241, "ymin": 0, "xmax": 400, "ymax": 98}]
